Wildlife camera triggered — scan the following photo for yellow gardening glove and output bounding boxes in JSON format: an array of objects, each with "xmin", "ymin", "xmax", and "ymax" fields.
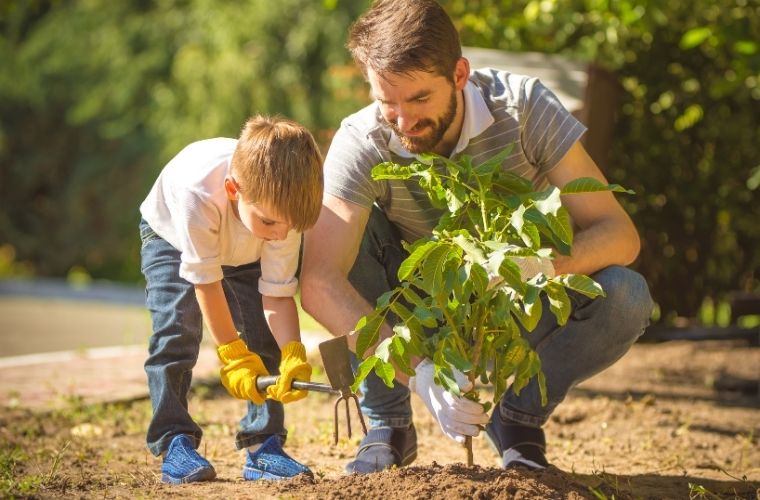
[
  {"xmin": 217, "ymin": 338, "xmax": 269, "ymax": 404},
  {"xmin": 266, "ymin": 341, "xmax": 312, "ymax": 404}
]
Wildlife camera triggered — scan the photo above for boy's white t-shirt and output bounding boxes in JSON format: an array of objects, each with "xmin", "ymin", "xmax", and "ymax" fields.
[{"xmin": 140, "ymin": 138, "xmax": 300, "ymax": 297}]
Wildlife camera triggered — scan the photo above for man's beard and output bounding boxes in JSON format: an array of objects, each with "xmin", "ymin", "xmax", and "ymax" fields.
[{"xmin": 387, "ymin": 87, "xmax": 457, "ymax": 154}]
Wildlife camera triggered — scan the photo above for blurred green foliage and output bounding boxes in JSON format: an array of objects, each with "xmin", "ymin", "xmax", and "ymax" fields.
[
  {"xmin": 0, "ymin": 0, "xmax": 369, "ymax": 282},
  {"xmin": 2, "ymin": 0, "xmax": 758, "ymax": 322},
  {"xmin": 442, "ymin": 0, "xmax": 760, "ymax": 321}
]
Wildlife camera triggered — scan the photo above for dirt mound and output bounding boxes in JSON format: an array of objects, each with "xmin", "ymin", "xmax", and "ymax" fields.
[{"xmin": 264, "ymin": 463, "xmax": 591, "ymax": 499}]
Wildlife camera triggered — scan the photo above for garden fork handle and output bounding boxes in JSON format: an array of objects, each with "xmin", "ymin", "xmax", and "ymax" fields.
[{"xmin": 256, "ymin": 375, "xmax": 340, "ymax": 395}]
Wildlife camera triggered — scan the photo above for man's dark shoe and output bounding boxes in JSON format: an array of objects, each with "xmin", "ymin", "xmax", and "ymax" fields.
[
  {"xmin": 345, "ymin": 424, "xmax": 418, "ymax": 474},
  {"xmin": 161, "ymin": 434, "xmax": 217, "ymax": 484},
  {"xmin": 485, "ymin": 411, "xmax": 549, "ymax": 471},
  {"xmin": 243, "ymin": 435, "xmax": 313, "ymax": 480}
]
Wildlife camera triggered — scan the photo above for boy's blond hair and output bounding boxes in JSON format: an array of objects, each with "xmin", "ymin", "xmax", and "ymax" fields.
[{"xmin": 230, "ymin": 116, "xmax": 323, "ymax": 232}]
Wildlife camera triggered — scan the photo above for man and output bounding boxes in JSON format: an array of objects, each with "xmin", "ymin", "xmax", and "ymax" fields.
[{"xmin": 301, "ymin": 0, "xmax": 653, "ymax": 474}]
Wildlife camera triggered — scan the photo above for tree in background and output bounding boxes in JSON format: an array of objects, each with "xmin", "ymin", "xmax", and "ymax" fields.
[
  {"xmin": 2, "ymin": 0, "xmax": 758, "ymax": 322},
  {"xmin": 0, "ymin": 0, "xmax": 368, "ymax": 282},
  {"xmin": 441, "ymin": 0, "xmax": 760, "ymax": 321}
]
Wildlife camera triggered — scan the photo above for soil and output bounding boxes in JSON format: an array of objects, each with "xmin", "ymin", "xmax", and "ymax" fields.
[{"xmin": 2, "ymin": 339, "xmax": 758, "ymax": 499}]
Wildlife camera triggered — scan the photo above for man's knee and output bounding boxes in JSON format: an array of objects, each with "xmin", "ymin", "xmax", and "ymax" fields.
[{"xmin": 592, "ymin": 266, "xmax": 654, "ymax": 334}]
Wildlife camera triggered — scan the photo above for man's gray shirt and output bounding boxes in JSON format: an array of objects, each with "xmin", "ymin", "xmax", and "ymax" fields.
[{"xmin": 323, "ymin": 69, "xmax": 587, "ymax": 243}]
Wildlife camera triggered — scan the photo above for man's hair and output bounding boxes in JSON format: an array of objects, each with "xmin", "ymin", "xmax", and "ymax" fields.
[
  {"xmin": 230, "ymin": 115, "xmax": 323, "ymax": 232},
  {"xmin": 347, "ymin": 0, "xmax": 461, "ymax": 80}
]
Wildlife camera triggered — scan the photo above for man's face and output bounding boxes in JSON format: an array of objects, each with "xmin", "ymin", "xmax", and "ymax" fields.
[{"xmin": 367, "ymin": 68, "xmax": 459, "ymax": 155}]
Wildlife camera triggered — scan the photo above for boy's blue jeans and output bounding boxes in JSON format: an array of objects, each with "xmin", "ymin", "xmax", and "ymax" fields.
[
  {"xmin": 140, "ymin": 218, "xmax": 284, "ymax": 456},
  {"xmin": 348, "ymin": 206, "xmax": 654, "ymax": 429}
]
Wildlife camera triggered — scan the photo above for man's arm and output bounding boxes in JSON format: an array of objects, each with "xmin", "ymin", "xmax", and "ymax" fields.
[
  {"xmin": 547, "ymin": 141, "xmax": 641, "ymax": 275},
  {"xmin": 300, "ymin": 195, "xmax": 385, "ymax": 348},
  {"xmin": 301, "ymin": 194, "xmax": 414, "ymax": 382}
]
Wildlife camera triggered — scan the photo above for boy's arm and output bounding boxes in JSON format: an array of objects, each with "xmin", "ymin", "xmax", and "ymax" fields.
[
  {"xmin": 194, "ymin": 281, "xmax": 238, "ymax": 346},
  {"xmin": 262, "ymin": 295, "xmax": 312, "ymax": 403},
  {"xmin": 195, "ymin": 280, "xmax": 269, "ymax": 404},
  {"xmin": 262, "ymin": 295, "xmax": 300, "ymax": 347}
]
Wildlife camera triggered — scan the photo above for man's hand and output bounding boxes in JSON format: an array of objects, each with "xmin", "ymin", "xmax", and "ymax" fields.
[
  {"xmin": 408, "ymin": 359, "xmax": 489, "ymax": 444},
  {"xmin": 266, "ymin": 341, "xmax": 312, "ymax": 404},
  {"xmin": 217, "ymin": 338, "xmax": 269, "ymax": 404}
]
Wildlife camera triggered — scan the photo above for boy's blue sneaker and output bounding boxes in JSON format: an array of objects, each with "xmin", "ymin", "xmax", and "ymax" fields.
[
  {"xmin": 161, "ymin": 434, "xmax": 217, "ymax": 484},
  {"xmin": 243, "ymin": 435, "xmax": 313, "ymax": 480}
]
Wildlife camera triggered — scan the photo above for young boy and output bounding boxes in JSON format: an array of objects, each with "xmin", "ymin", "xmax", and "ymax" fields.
[{"xmin": 139, "ymin": 115, "xmax": 323, "ymax": 483}]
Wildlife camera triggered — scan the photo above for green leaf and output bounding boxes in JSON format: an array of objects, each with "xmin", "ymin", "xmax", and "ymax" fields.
[
  {"xmin": 523, "ymin": 208, "xmax": 571, "ymax": 255},
  {"xmin": 504, "ymin": 338, "xmax": 529, "ymax": 369},
  {"xmin": 416, "ymin": 152, "xmax": 439, "ymax": 165},
  {"xmin": 472, "ymin": 145, "xmax": 513, "ymax": 177},
  {"xmin": 534, "ymin": 187, "xmax": 562, "ymax": 216},
  {"xmin": 392, "ymin": 323, "xmax": 412, "ymax": 342},
  {"xmin": 509, "ymin": 204, "xmax": 526, "ymax": 234},
  {"xmin": 400, "ymin": 284, "xmax": 427, "ymax": 308},
  {"xmin": 547, "ymin": 207, "xmax": 573, "ymax": 247},
  {"xmin": 452, "ymin": 233, "xmax": 486, "ymax": 263},
  {"xmin": 537, "ymin": 370, "xmax": 548, "ymax": 407},
  {"xmin": 389, "ymin": 301, "xmax": 421, "ymax": 332},
  {"xmin": 467, "ymin": 262, "xmax": 489, "ymax": 296},
  {"xmin": 520, "ymin": 221, "xmax": 541, "ymax": 249},
  {"xmin": 560, "ymin": 177, "xmax": 634, "ymax": 195},
  {"xmin": 354, "ymin": 311, "xmax": 385, "ymax": 358},
  {"xmin": 512, "ymin": 284, "xmax": 542, "ymax": 331},
  {"xmin": 398, "ymin": 240, "xmax": 437, "ymax": 280},
  {"xmin": 374, "ymin": 337, "xmax": 393, "ymax": 362},
  {"xmin": 374, "ymin": 360, "xmax": 397, "ymax": 388},
  {"xmin": 492, "ymin": 171, "xmax": 534, "ymax": 194},
  {"xmin": 371, "ymin": 161, "xmax": 415, "ymax": 180},
  {"xmin": 679, "ymin": 27, "xmax": 712, "ymax": 49},
  {"xmin": 445, "ymin": 183, "xmax": 467, "ymax": 213},
  {"xmin": 412, "ymin": 305, "xmax": 438, "ymax": 328},
  {"xmin": 733, "ymin": 40, "xmax": 757, "ymax": 56},
  {"xmin": 443, "ymin": 345, "xmax": 473, "ymax": 373},
  {"xmin": 497, "ymin": 257, "xmax": 525, "ymax": 292},
  {"xmin": 545, "ymin": 282, "xmax": 571, "ymax": 325},
  {"xmin": 433, "ymin": 355, "xmax": 462, "ymax": 396},
  {"xmin": 389, "ymin": 336, "xmax": 415, "ymax": 376},
  {"xmin": 375, "ymin": 289, "xmax": 396, "ymax": 310},
  {"xmin": 422, "ymin": 243, "xmax": 455, "ymax": 294},
  {"xmin": 556, "ymin": 274, "xmax": 606, "ymax": 298},
  {"xmin": 351, "ymin": 357, "xmax": 378, "ymax": 392}
]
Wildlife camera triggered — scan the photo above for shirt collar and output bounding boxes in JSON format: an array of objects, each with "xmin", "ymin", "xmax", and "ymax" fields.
[{"xmin": 387, "ymin": 80, "xmax": 495, "ymax": 159}]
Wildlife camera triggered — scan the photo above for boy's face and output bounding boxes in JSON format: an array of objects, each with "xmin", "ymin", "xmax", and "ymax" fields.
[{"xmin": 225, "ymin": 177, "xmax": 291, "ymax": 241}]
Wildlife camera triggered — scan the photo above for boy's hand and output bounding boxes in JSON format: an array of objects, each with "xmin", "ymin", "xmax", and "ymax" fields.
[
  {"xmin": 217, "ymin": 338, "xmax": 269, "ymax": 404},
  {"xmin": 267, "ymin": 341, "xmax": 312, "ymax": 404}
]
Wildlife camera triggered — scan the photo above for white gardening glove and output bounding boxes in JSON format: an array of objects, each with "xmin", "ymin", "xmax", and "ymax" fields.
[
  {"xmin": 408, "ymin": 359, "xmax": 489, "ymax": 444},
  {"xmin": 487, "ymin": 256, "xmax": 555, "ymax": 290}
]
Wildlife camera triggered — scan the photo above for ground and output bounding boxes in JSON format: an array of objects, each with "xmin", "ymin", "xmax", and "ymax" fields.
[{"xmin": 1, "ymin": 339, "xmax": 758, "ymax": 499}]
